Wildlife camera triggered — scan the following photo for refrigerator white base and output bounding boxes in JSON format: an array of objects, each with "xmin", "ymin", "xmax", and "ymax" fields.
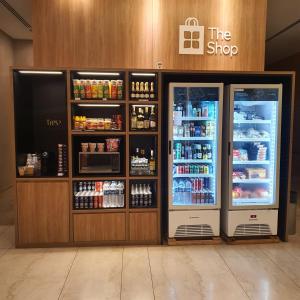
[
  {"xmin": 169, "ymin": 210, "xmax": 220, "ymax": 238},
  {"xmin": 222, "ymin": 209, "xmax": 278, "ymax": 237}
]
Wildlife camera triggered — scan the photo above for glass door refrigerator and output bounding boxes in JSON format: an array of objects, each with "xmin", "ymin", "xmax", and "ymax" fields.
[
  {"xmin": 221, "ymin": 84, "xmax": 282, "ymax": 237},
  {"xmin": 168, "ymin": 83, "xmax": 223, "ymax": 238}
]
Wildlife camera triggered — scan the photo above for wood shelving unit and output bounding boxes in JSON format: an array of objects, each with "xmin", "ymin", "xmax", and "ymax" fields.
[{"xmin": 67, "ymin": 69, "xmax": 161, "ymax": 245}]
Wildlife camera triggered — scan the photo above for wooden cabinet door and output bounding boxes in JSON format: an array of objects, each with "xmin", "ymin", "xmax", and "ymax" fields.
[
  {"xmin": 17, "ymin": 181, "xmax": 69, "ymax": 245},
  {"xmin": 73, "ymin": 213, "xmax": 126, "ymax": 242},
  {"xmin": 129, "ymin": 212, "xmax": 158, "ymax": 242}
]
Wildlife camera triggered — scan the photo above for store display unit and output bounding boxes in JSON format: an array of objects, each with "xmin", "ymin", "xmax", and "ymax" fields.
[
  {"xmin": 221, "ymin": 84, "xmax": 282, "ymax": 237},
  {"xmin": 12, "ymin": 68, "xmax": 294, "ymax": 247},
  {"xmin": 13, "ymin": 68, "xmax": 161, "ymax": 247}
]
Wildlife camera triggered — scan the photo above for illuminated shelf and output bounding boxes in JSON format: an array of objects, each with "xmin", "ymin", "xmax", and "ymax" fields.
[
  {"xmin": 173, "ymin": 136, "xmax": 214, "ymax": 141},
  {"xmin": 234, "ymin": 120, "xmax": 271, "ymax": 124},
  {"xmin": 176, "ymin": 117, "xmax": 215, "ymax": 121},
  {"xmin": 173, "ymin": 159, "xmax": 213, "ymax": 164},
  {"xmin": 232, "ymin": 179, "xmax": 271, "ymax": 184},
  {"xmin": 232, "ymin": 198, "xmax": 272, "ymax": 206},
  {"xmin": 232, "ymin": 160, "xmax": 270, "ymax": 165},
  {"xmin": 233, "ymin": 138, "xmax": 270, "ymax": 142},
  {"xmin": 173, "ymin": 173, "xmax": 214, "ymax": 178}
]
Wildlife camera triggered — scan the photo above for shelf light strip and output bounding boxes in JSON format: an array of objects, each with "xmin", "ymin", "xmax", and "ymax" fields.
[
  {"xmin": 19, "ymin": 70, "xmax": 63, "ymax": 74},
  {"xmin": 77, "ymin": 72, "xmax": 120, "ymax": 76},
  {"xmin": 132, "ymin": 104, "xmax": 155, "ymax": 107},
  {"xmin": 131, "ymin": 73, "xmax": 156, "ymax": 77},
  {"xmin": 77, "ymin": 104, "xmax": 120, "ymax": 107}
]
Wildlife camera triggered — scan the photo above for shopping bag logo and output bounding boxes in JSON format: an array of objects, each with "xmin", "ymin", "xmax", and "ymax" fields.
[{"xmin": 179, "ymin": 17, "xmax": 204, "ymax": 55}]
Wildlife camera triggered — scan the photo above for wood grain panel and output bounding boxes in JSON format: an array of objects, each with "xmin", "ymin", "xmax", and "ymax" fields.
[
  {"xmin": 129, "ymin": 212, "xmax": 158, "ymax": 241},
  {"xmin": 17, "ymin": 181, "xmax": 69, "ymax": 244},
  {"xmin": 153, "ymin": 0, "xmax": 267, "ymax": 71},
  {"xmin": 32, "ymin": 0, "xmax": 266, "ymax": 71},
  {"xmin": 33, "ymin": 0, "xmax": 153, "ymax": 68},
  {"xmin": 73, "ymin": 213, "xmax": 126, "ymax": 241}
]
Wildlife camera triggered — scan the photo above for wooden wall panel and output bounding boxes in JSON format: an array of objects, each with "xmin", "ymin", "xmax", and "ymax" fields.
[
  {"xmin": 153, "ymin": 0, "xmax": 267, "ymax": 71},
  {"xmin": 33, "ymin": 0, "xmax": 267, "ymax": 71},
  {"xmin": 33, "ymin": 0, "xmax": 153, "ymax": 68},
  {"xmin": 73, "ymin": 213, "xmax": 126, "ymax": 242},
  {"xmin": 17, "ymin": 181, "xmax": 69, "ymax": 244}
]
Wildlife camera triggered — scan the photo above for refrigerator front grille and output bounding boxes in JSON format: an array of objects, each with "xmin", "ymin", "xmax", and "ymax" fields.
[
  {"xmin": 234, "ymin": 224, "xmax": 272, "ymax": 236},
  {"xmin": 175, "ymin": 224, "xmax": 213, "ymax": 237}
]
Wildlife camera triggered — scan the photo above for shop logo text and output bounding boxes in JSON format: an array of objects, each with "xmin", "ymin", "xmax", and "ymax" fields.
[{"xmin": 179, "ymin": 17, "xmax": 239, "ymax": 57}]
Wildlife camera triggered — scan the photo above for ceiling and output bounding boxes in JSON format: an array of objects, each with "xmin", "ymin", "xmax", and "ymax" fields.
[
  {"xmin": 265, "ymin": 0, "xmax": 300, "ymax": 65},
  {"xmin": 0, "ymin": 0, "xmax": 32, "ymax": 39},
  {"xmin": 0, "ymin": 0, "xmax": 299, "ymax": 64}
]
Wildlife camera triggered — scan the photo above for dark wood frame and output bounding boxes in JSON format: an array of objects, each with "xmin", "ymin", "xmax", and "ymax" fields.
[{"xmin": 11, "ymin": 67, "xmax": 295, "ymax": 247}]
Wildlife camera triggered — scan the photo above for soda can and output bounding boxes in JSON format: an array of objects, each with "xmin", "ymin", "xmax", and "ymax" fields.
[
  {"xmin": 204, "ymin": 165, "xmax": 209, "ymax": 174},
  {"xmin": 117, "ymin": 80, "xmax": 123, "ymax": 100},
  {"xmin": 184, "ymin": 165, "xmax": 189, "ymax": 174},
  {"xmin": 80, "ymin": 80, "xmax": 86, "ymax": 99},
  {"xmin": 85, "ymin": 80, "xmax": 92, "ymax": 98},
  {"xmin": 111, "ymin": 80, "xmax": 117, "ymax": 99}
]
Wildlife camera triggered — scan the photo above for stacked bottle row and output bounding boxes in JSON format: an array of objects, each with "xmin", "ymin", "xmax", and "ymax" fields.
[
  {"xmin": 130, "ymin": 184, "xmax": 154, "ymax": 207},
  {"xmin": 130, "ymin": 81, "xmax": 155, "ymax": 100},
  {"xmin": 174, "ymin": 101, "xmax": 215, "ymax": 118},
  {"xmin": 173, "ymin": 178, "xmax": 214, "ymax": 205},
  {"xmin": 173, "ymin": 122, "xmax": 215, "ymax": 138},
  {"xmin": 73, "ymin": 181, "xmax": 125, "ymax": 209},
  {"xmin": 174, "ymin": 143, "xmax": 213, "ymax": 160},
  {"xmin": 131, "ymin": 106, "xmax": 157, "ymax": 130}
]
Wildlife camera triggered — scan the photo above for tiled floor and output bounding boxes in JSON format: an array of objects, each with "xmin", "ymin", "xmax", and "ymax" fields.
[{"xmin": 1, "ymin": 225, "xmax": 300, "ymax": 300}]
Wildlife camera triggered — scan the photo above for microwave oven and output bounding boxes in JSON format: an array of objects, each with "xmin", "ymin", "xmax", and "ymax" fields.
[{"xmin": 79, "ymin": 152, "xmax": 120, "ymax": 174}]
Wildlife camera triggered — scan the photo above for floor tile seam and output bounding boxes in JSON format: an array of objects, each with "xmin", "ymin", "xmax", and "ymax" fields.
[
  {"xmin": 120, "ymin": 247, "xmax": 124, "ymax": 300},
  {"xmin": 147, "ymin": 247, "xmax": 156, "ymax": 300},
  {"xmin": 260, "ymin": 247, "xmax": 300, "ymax": 289},
  {"xmin": 214, "ymin": 246, "xmax": 251, "ymax": 300},
  {"xmin": 57, "ymin": 247, "xmax": 79, "ymax": 300}
]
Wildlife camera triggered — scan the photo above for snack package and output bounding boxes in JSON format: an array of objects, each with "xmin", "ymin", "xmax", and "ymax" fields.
[{"xmin": 106, "ymin": 138, "xmax": 120, "ymax": 152}]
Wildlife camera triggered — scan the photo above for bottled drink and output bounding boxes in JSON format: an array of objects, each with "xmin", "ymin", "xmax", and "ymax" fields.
[
  {"xmin": 131, "ymin": 184, "xmax": 137, "ymax": 207},
  {"xmin": 135, "ymin": 82, "xmax": 140, "ymax": 98},
  {"xmin": 144, "ymin": 106, "xmax": 150, "ymax": 129},
  {"xmin": 149, "ymin": 106, "xmax": 156, "ymax": 129},
  {"xmin": 207, "ymin": 144, "xmax": 212, "ymax": 159},
  {"xmin": 147, "ymin": 184, "xmax": 152, "ymax": 206},
  {"xmin": 150, "ymin": 82, "xmax": 155, "ymax": 99},
  {"xmin": 131, "ymin": 82, "xmax": 136, "ymax": 98},
  {"xmin": 131, "ymin": 107, "xmax": 137, "ymax": 129},
  {"xmin": 140, "ymin": 82, "xmax": 144, "ymax": 99},
  {"xmin": 144, "ymin": 82, "xmax": 150, "ymax": 99},
  {"xmin": 137, "ymin": 108, "xmax": 144, "ymax": 129},
  {"xmin": 149, "ymin": 149, "xmax": 156, "ymax": 175}
]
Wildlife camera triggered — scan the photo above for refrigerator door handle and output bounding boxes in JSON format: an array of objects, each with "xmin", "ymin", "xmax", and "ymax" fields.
[
  {"xmin": 228, "ymin": 141, "xmax": 231, "ymax": 156},
  {"xmin": 168, "ymin": 140, "xmax": 172, "ymax": 155}
]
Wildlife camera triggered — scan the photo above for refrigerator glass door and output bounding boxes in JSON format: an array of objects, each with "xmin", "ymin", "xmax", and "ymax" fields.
[
  {"xmin": 169, "ymin": 83, "xmax": 222, "ymax": 209},
  {"xmin": 230, "ymin": 86, "xmax": 281, "ymax": 208}
]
